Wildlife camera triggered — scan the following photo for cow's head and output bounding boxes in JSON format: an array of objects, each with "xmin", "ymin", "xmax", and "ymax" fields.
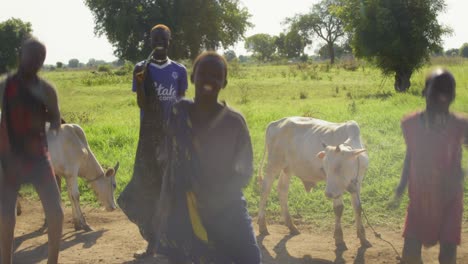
[
  {"xmin": 90, "ymin": 162, "xmax": 119, "ymax": 211},
  {"xmin": 317, "ymin": 143, "xmax": 366, "ymax": 199}
]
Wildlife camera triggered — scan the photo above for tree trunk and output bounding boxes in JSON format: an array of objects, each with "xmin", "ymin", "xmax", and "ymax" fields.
[
  {"xmin": 394, "ymin": 70, "xmax": 412, "ymax": 92},
  {"xmin": 328, "ymin": 42, "xmax": 335, "ymax": 64}
]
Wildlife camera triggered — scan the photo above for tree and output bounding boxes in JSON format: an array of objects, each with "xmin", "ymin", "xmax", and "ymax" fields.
[
  {"xmin": 286, "ymin": 0, "xmax": 345, "ymax": 64},
  {"xmin": 244, "ymin": 34, "xmax": 277, "ymax": 62},
  {"xmin": 56, "ymin": 62, "xmax": 63, "ymax": 68},
  {"xmin": 460, "ymin": 43, "xmax": 468, "ymax": 58},
  {"xmin": 337, "ymin": 0, "xmax": 450, "ymax": 92},
  {"xmin": 445, "ymin": 48, "xmax": 459, "ymax": 57},
  {"xmin": 317, "ymin": 43, "xmax": 348, "ymax": 60},
  {"xmin": 223, "ymin": 50, "xmax": 237, "ymax": 62},
  {"xmin": 85, "ymin": 0, "xmax": 251, "ymax": 61},
  {"xmin": 68, "ymin": 59, "xmax": 80, "ymax": 68},
  {"xmin": 275, "ymin": 30, "xmax": 310, "ymax": 59},
  {"xmin": 0, "ymin": 18, "xmax": 32, "ymax": 73}
]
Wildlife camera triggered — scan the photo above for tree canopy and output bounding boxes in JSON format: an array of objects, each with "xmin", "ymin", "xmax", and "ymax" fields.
[
  {"xmin": 286, "ymin": 0, "xmax": 345, "ymax": 64},
  {"xmin": 0, "ymin": 18, "xmax": 32, "ymax": 73},
  {"xmin": 336, "ymin": 0, "xmax": 450, "ymax": 92},
  {"xmin": 460, "ymin": 43, "xmax": 468, "ymax": 58},
  {"xmin": 244, "ymin": 34, "xmax": 277, "ymax": 62},
  {"xmin": 85, "ymin": 0, "xmax": 251, "ymax": 61}
]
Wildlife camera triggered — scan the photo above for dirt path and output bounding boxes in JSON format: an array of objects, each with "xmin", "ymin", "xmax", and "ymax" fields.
[{"xmin": 10, "ymin": 199, "xmax": 468, "ymax": 263}]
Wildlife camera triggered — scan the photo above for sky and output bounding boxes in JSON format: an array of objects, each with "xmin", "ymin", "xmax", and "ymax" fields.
[{"xmin": 1, "ymin": 0, "xmax": 467, "ymax": 65}]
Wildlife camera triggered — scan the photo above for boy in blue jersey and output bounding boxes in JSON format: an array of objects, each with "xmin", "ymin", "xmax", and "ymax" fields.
[{"xmin": 117, "ymin": 24, "xmax": 188, "ymax": 259}]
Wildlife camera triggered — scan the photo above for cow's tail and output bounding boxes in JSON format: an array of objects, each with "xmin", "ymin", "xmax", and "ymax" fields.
[{"xmin": 257, "ymin": 128, "xmax": 268, "ymax": 188}]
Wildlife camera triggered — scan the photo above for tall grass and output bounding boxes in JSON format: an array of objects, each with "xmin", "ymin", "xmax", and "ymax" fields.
[{"xmin": 18, "ymin": 59, "xmax": 468, "ymax": 227}]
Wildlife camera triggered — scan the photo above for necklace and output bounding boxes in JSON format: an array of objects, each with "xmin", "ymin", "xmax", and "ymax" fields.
[{"xmin": 152, "ymin": 57, "xmax": 168, "ymax": 64}]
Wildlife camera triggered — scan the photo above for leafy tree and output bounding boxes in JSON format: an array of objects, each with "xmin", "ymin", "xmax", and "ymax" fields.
[
  {"xmin": 336, "ymin": 0, "xmax": 450, "ymax": 92},
  {"xmin": 275, "ymin": 30, "xmax": 310, "ymax": 59},
  {"xmin": 223, "ymin": 50, "xmax": 237, "ymax": 61},
  {"xmin": 245, "ymin": 34, "xmax": 277, "ymax": 62},
  {"xmin": 444, "ymin": 48, "xmax": 459, "ymax": 57},
  {"xmin": 460, "ymin": 43, "xmax": 468, "ymax": 58},
  {"xmin": 0, "ymin": 18, "xmax": 32, "ymax": 73},
  {"xmin": 85, "ymin": 0, "xmax": 251, "ymax": 61},
  {"xmin": 286, "ymin": 0, "xmax": 345, "ymax": 64},
  {"xmin": 56, "ymin": 62, "xmax": 63, "ymax": 68},
  {"xmin": 317, "ymin": 43, "xmax": 348, "ymax": 60},
  {"xmin": 68, "ymin": 59, "xmax": 80, "ymax": 68}
]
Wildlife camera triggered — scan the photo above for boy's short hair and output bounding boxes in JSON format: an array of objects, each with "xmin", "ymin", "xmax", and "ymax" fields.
[
  {"xmin": 151, "ymin": 24, "xmax": 171, "ymax": 36},
  {"xmin": 422, "ymin": 68, "xmax": 456, "ymax": 102},
  {"xmin": 192, "ymin": 51, "xmax": 228, "ymax": 84}
]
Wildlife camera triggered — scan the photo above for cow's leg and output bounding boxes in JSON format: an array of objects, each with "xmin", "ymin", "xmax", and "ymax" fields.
[
  {"xmin": 258, "ymin": 163, "xmax": 281, "ymax": 236},
  {"xmin": 333, "ymin": 197, "xmax": 347, "ymax": 250},
  {"xmin": 351, "ymin": 192, "xmax": 372, "ymax": 248},
  {"xmin": 278, "ymin": 168, "xmax": 299, "ymax": 235},
  {"xmin": 65, "ymin": 175, "xmax": 92, "ymax": 231}
]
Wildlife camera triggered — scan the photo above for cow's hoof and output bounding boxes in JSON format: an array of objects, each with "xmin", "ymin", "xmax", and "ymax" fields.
[
  {"xmin": 360, "ymin": 239, "xmax": 372, "ymax": 248},
  {"xmin": 74, "ymin": 223, "xmax": 94, "ymax": 232},
  {"xmin": 335, "ymin": 242, "xmax": 348, "ymax": 251},
  {"xmin": 258, "ymin": 219, "xmax": 270, "ymax": 236},
  {"xmin": 288, "ymin": 226, "xmax": 300, "ymax": 236}
]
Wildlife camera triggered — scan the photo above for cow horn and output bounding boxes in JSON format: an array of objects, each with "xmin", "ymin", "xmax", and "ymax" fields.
[
  {"xmin": 335, "ymin": 145, "xmax": 341, "ymax": 152},
  {"xmin": 113, "ymin": 161, "xmax": 120, "ymax": 176}
]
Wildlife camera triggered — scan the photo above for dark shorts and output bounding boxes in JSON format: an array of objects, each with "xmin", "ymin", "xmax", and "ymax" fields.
[{"xmin": 1, "ymin": 154, "xmax": 55, "ymax": 189}]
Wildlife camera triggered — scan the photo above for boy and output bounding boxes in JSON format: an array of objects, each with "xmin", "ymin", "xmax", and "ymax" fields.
[
  {"xmin": 117, "ymin": 24, "xmax": 188, "ymax": 258},
  {"xmin": 0, "ymin": 38, "xmax": 63, "ymax": 264},
  {"xmin": 393, "ymin": 68, "xmax": 468, "ymax": 264},
  {"xmin": 155, "ymin": 51, "xmax": 261, "ymax": 263}
]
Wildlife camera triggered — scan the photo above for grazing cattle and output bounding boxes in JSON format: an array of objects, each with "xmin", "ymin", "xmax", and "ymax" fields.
[
  {"xmin": 46, "ymin": 123, "xmax": 119, "ymax": 231},
  {"xmin": 257, "ymin": 117, "xmax": 371, "ymax": 249}
]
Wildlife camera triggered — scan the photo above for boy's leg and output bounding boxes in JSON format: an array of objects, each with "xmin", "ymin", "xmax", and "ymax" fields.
[
  {"xmin": 34, "ymin": 174, "xmax": 64, "ymax": 264},
  {"xmin": 439, "ymin": 243, "xmax": 457, "ymax": 264},
  {"xmin": 0, "ymin": 183, "xmax": 19, "ymax": 264},
  {"xmin": 205, "ymin": 201, "xmax": 261, "ymax": 264},
  {"xmin": 401, "ymin": 237, "xmax": 423, "ymax": 264}
]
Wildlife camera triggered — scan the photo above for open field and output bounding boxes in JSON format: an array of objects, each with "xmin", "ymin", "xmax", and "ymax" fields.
[{"xmin": 27, "ymin": 58, "xmax": 468, "ymax": 226}]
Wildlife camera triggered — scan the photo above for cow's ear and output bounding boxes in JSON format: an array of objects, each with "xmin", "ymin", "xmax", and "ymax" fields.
[
  {"xmin": 349, "ymin": 149, "xmax": 366, "ymax": 158},
  {"xmin": 105, "ymin": 168, "xmax": 115, "ymax": 177},
  {"xmin": 317, "ymin": 151, "xmax": 326, "ymax": 160}
]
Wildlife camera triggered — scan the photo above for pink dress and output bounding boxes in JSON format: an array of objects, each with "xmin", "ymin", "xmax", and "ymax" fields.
[{"xmin": 401, "ymin": 112, "xmax": 468, "ymax": 245}]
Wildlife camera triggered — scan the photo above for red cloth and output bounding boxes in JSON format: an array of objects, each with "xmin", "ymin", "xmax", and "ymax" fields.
[
  {"xmin": 0, "ymin": 75, "xmax": 54, "ymax": 187},
  {"xmin": 401, "ymin": 112, "xmax": 467, "ymax": 245}
]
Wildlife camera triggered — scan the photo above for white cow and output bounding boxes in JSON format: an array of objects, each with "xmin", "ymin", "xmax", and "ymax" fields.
[
  {"xmin": 46, "ymin": 123, "xmax": 119, "ymax": 231},
  {"xmin": 257, "ymin": 117, "xmax": 371, "ymax": 249}
]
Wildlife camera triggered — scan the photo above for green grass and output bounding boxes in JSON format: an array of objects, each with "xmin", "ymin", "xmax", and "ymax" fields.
[{"xmin": 17, "ymin": 58, "xmax": 468, "ymax": 227}]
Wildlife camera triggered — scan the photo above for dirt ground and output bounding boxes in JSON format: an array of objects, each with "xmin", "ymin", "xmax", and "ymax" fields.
[{"xmin": 9, "ymin": 199, "xmax": 468, "ymax": 264}]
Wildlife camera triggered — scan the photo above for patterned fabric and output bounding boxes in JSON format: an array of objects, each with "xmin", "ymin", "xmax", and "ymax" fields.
[
  {"xmin": 117, "ymin": 62, "xmax": 165, "ymax": 243},
  {"xmin": 0, "ymin": 74, "xmax": 54, "ymax": 187},
  {"xmin": 155, "ymin": 100, "xmax": 216, "ymax": 264},
  {"xmin": 155, "ymin": 100, "xmax": 261, "ymax": 264},
  {"xmin": 402, "ymin": 112, "xmax": 467, "ymax": 245}
]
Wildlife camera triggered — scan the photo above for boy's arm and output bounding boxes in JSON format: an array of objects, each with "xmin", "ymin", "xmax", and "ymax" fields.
[
  {"xmin": 396, "ymin": 151, "xmax": 410, "ymax": 197},
  {"xmin": 388, "ymin": 150, "xmax": 410, "ymax": 209},
  {"xmin": 134, "ymin": 64, "xmax": 146, "ymax": 109},
  {"xmin": 229, "ymin": 118, "xmax": 254, "ymax": 190},
  {"xmin": 43, "ymin": 82, "xmax": 61, "ymax": 132},
  {"xmin": 177, "ymin": 66, "xmax": 188, "ymax": 98},
  {"xmin": 0, "ymin": 79, "xmax": 5, "ymax": 109}
]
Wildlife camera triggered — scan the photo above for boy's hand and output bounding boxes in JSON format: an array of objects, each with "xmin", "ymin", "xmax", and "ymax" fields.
[
  {"xmin": 387, "ymin": 194, "xmax": 402, "ymax": 210},
  {"xmin": 49, "ymin": 121, "xmax": 60, "ymax": 136},
  {"xmin": 134, "ymin": 65, "xmax": 145, "ymax": 84}
]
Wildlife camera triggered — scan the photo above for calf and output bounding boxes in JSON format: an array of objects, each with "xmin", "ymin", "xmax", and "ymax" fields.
[
  {"xmin": 257, "ymin": 117, "xmax": 371, "ymax": 249},
  {"xmin": 46, "ymin": 123, "xmax": 119, "ymax": 231}
]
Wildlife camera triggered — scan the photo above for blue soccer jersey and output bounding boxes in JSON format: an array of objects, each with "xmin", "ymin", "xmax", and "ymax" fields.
[{"xmin": 132, "ymin": 59, "xmax": 188, "ymax": 120}]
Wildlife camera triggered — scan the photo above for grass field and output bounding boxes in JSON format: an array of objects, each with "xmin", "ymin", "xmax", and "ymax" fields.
[{"xmin": 18, "ymin": 57, "xmax": 468, "ymax": 229}]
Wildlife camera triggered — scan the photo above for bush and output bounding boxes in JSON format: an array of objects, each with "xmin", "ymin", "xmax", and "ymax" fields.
[
  {"xmin": 459, "ymin": 43, "xmax": 468, "ymax": 58},
  {"xmin": 97, "ymin": 64, "xmax": 111, "ymax": 73}
]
